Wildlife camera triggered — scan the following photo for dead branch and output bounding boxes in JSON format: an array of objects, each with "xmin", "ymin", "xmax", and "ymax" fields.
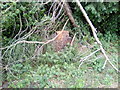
[
  {"xmin": 70, "ymin": 33, "xmax": 76, "ymax": 46},
  {"xmin": 76, "ymin": 0, "xmax": 119, "ymax": 72},
  {"xmin": 61, "ymin": 0, "xmax": 78, "ymax": 27},
  {"xmin": 79, "ymin": 49, "xmax": 100, "ymax": 68}
]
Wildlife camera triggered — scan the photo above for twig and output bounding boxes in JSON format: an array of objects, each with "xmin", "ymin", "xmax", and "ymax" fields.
[
  {"xmin": 13, "ymin": 14, "xmax": 22, "ymax": 39},
  {"xmin": 19, "ymin": 17, "xmax": 29, "ymax": 37},
  {"xmin": 87, "ymin": 55, "xmax": 103, "ymax": 62},
  {"xmin": 76, "ymin": 0, "xmax": 119, "ymax": 72},
  {"xmin": 79, "ymin": 49, "xmax": 100, "ymax": 68},
  {"xmin": 0, "ymin": 40, "xmax": 44, "ymax": 50},
  {"xmin": 1, "ymin": 25, "xmax": 37, "ymax": 59},
  {"xmin": 70, "ymin": 33, "xmax": 76, "ymax": 46},
  {"xmin": 0, "ymin": 0, "xmax": 19, "ymax": 16},
  {"xmin": 48, "ymin": 2, "xmax": 55, "ymax": 16},
  {"xmin": 55, "ymin": 2, "xmax": 64, "ymax": 20}
]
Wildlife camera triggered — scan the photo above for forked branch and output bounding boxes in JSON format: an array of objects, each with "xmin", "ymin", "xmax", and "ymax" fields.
[{"xmin": 75, "ymin": 0, "xmax": 119, "ymax": 72}]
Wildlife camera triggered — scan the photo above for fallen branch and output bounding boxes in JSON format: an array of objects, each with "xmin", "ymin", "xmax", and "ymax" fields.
[
  {"xmin": 0, "ymin": 40, "xmax": 44, "ymax": 50},
  {"xmin": 1, "ymin": 19, "xmax": 69, "ymax": 59},
  {"xmin": 76, "ymin": 0, "xmax": 119, "ymax": 72},
  {"xmin": 79, "ymin": 49, "xmax": 100, "ymax": 68}
]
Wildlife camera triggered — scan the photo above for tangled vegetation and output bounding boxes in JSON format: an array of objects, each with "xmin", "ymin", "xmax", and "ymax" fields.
[{"xmin": 0, "ymin": 0, "xmax": 119, "ymax": 88}]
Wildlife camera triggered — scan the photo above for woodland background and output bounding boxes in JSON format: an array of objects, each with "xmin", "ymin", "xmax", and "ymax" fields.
[{"xmin": 0, "ymin": 0, "xmax": 119, "ymax": 88}]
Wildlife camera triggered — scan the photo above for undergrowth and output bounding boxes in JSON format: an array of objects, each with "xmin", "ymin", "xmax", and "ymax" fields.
[{"xmin": 3, "ymin": 34, "xmax": 118, "ymax": 88}]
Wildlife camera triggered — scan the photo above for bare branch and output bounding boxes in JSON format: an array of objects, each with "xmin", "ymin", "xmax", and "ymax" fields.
[
  {"xmin": 79, "ymin": 49, "xmax": 100, "ymax": 68},
  {"xmin": 76, "ymin": 0, "xmax": 119, "ymax": 72},
  {"xmin": 70, "ymin": 33, "xmax": 76, "ymax": 46}
]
